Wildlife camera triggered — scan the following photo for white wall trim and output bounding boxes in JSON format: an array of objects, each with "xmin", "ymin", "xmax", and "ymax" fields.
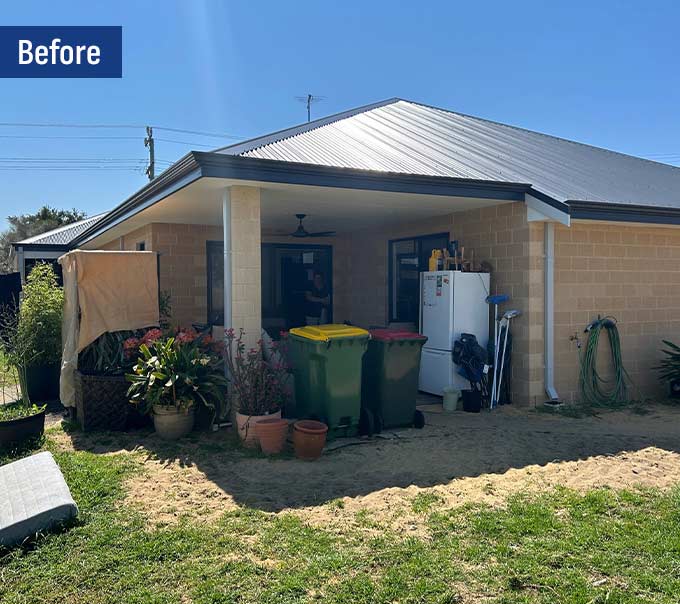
[{"xmin": 526, "ymin": 194, "xmax": 571, "ymax": 226}]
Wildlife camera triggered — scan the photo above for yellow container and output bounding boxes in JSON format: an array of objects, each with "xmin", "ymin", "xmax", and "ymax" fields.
[
  {"xmin": 428, "ymin": 249, "xmax": 442, "ymax": 271},
  {"xmin": 289, "ymin": 324, "xmax": 369, "ymax": 342}
]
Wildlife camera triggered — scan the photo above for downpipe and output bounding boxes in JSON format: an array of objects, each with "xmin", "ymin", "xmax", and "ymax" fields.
[{"xmin": 544, "ymin": 222, "xmax": 559, "ymax": 401}]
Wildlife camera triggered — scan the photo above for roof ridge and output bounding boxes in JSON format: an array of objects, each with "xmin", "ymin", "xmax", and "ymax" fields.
[
  {"xmin": 215, "ymin": 98, "xmax": 402, "ymax": 156},
  {"xmin": 400, "ymin": 98, "xmax": 680, "ymax": 172}
]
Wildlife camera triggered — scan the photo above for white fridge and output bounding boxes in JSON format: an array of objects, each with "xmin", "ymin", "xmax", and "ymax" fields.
[{"xmin": 418, "ymin": 270, "xmax": 490, "ymax": 395}]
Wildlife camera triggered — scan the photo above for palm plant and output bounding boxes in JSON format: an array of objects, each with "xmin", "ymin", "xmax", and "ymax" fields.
[{"xmin": 656, "ymin": 340, "xmax": 680, "ymax": 384}]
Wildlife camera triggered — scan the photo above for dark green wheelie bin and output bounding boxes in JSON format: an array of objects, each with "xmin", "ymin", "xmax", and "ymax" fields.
[
  {"xmin": 287, "ymin": 324, "xmax": 369, "ymax": 438},
  {"xmin": 361, "ymin": 329, "xmax": 428, "ymax": 431}
]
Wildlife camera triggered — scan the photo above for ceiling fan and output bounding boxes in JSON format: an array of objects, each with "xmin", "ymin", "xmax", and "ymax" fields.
[{"xmin": 289, "ymin": 214, "xmax": 336, "ymax": 238}]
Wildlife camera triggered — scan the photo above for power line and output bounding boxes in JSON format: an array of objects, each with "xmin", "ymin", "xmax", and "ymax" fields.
[
  {"xmin": 155, "ymin": 138, "xmax": 213, "ymax": 148},
  {"xmin": 0, "ymin": 134, "xmax": 141, "ymax": 140},
  {"xmin": 153, "ymin": 126, "xmax": 241, "ymax": 139},
  {"xmin": 0, "ymin": 121, "xmax": 245, "ymax": 139}
]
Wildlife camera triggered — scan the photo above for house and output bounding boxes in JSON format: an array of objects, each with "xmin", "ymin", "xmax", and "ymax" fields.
[
  {"xmin": 12, "ymin": 213, "xmax": 107, "ymax": 283},
  {"xmin": 20, "ymin": 98, "xmax": 680, "ymax": 405}
]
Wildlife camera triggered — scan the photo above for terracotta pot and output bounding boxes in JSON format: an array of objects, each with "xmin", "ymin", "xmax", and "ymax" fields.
[
  {"xmin": 152, "ymin": 405, "xmax": 195, "ymax": 439},
  {"xmin": 293, "ymin": 420, "xmax": 328, "ymax": 461},
  {"xmin": 255, "ymin": 418, "xmax": 289, "ymax": 454},
  {"xmin": 236, "ymin": 410, "xmax": 281, "ymax": 447}
]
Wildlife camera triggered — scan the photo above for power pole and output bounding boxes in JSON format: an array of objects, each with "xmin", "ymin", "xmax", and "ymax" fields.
[
  {"xmin": 144, "ymin": 126, "xmax": 154, "ymax": 181},
  {"xmin": 306, "ymin": 94, "xmax": 312, "ymax": 122}
]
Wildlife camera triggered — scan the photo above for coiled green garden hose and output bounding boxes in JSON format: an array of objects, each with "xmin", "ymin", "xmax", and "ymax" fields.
[{"xmin": 578, "ymin": 316, "xmax": 631, "ymax": 407}]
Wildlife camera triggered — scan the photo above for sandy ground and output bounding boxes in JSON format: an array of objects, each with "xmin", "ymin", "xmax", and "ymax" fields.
[{"xmin": 48, "ymin": 402, "xmax": 680, "ymax": 534}]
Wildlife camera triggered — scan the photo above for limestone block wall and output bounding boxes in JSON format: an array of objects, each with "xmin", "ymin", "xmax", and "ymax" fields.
[{"xmin": 553, "ymin": 222, "xmax": 680, "ymax": 402}]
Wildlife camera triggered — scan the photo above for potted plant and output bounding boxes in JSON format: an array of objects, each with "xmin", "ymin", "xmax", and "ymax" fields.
[
  {"xmin": 224, "ymin": 328, "xmax": 289, "ymax": 448},
  {"xmin": 126, "ymin": 331, "xmax": 228, "ymax": 439},
  {"xmin": 656, "ymin": 340, "xmax": 680, "ymax": 398},
  {"xmin": 0, "ymin": 304, "xmax": 46, "ymax": 450},
  {"xmin": 17, "ymin": 263, "xmax": 63, "ymax": 402}
]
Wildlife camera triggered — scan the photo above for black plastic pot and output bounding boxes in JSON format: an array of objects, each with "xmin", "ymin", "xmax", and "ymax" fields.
[
  {"xmin": 23, "ymin": 364, "xmax": 60, "ymax": 402},
  {"xmin": 0, "ymin": 408, "xmax": 46, "ymax": 450},
  {"xmin": 461, "ymin": 389, "xmax": 482, "ymax": 413}
]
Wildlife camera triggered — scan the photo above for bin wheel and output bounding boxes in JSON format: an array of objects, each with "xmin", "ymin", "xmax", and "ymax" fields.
[
  {"xmin": 413, "ymin": 409, "xmax": 425, "ymax": 429},
  {"xmin": 359, "ymin": 408, "xmax": 375, "ymax": 437}
]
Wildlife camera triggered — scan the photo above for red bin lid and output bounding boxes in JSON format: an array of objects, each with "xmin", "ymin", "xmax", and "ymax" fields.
[{"xmin": 369, "ymin": 329, "xmax": 428, "ymax": 342}]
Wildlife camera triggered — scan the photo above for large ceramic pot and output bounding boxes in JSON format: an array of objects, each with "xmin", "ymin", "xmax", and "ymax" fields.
[
  {"xmin": 255, "ymin": 418, "xmax": 289, "ymax": 454},
  {"xmin": 293, "ymin": 420, "xmax": 328, "ymax": 461},
  {"xmin": 23, "ymin": 364, "xmax": 60, "ymax": 402},
  {"xmin": 0, "ymin": 408, "xmax": 46, "ymax": 450},
  {"xmin": 235, "ymin": 409, "xmax": 281, "ymax": 448},
  {"xmin": 152, "ymin": 405, "xmax": 195, "ymax": 439}
]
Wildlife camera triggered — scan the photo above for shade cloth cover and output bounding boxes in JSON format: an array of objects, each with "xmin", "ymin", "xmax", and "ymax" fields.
[{"xmin": 59, "ymin": 250, "xmax": 159, "ymax": 407}]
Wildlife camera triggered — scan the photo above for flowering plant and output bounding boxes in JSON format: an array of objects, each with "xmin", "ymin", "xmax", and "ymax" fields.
[
  {"xmin": 126, "ymin": 335, "xmax": 228, "ymax": 417},
  {"xmin": 224, "ymin": 328, "xmax": 289, "ymax": 416}
]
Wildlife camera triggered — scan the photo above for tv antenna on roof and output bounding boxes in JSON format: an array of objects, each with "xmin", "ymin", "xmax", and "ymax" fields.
[{"xmin": 295, "ymin": 94, "xmax": 326, "ymax": 122}]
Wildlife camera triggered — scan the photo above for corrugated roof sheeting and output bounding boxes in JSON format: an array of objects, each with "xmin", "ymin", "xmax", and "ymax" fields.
[
  {"xmin": 17, "ymin": 213, "xmax": 108, "ymax": 245},
  {"xmin": 226, "ymin": 99, "xmax": 680, "ymax": 207}
]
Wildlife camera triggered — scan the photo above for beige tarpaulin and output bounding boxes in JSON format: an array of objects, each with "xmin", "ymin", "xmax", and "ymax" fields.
[{"xmin": 59, "ymin": 250, "xmax": 159, "ymax": 407}]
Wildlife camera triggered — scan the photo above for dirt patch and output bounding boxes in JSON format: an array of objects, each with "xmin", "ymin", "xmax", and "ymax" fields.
[
  {"xmin": 122, "ymin": 445, "xmax": 680, "ymax": 534},
  {"xmin": 99, "ymin": 404, "xmax": 680, "ymax": 532}
]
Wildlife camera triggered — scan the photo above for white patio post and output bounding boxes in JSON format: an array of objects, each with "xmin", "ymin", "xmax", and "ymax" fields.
[{"xmin": 222, "ymin": 187, "xmax": 233, "ymax": 333}]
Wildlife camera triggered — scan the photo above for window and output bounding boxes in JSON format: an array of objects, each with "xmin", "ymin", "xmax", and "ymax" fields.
[
  {"xmin": 388, "ymin": 232, "xmax": 449, "ymax": 324},
  {"xmin": 135, "ymin": 241, "xmax": 146, "ymax": 251},
  {"xmin": 206, "ymin": 241, "xmax": 224, "ymax": 325}
]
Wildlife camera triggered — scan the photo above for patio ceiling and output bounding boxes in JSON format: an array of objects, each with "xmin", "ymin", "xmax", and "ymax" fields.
[{"xmin": 81, "ymin": 176, "xmax": 514, "ymax": 248}]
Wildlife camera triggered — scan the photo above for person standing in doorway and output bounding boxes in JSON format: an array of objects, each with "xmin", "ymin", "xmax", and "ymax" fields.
[{"xmin": 305, "ymin": 271, "xmax": 330, "ymax": 325}]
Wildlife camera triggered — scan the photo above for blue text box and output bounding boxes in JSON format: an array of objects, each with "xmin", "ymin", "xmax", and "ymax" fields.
[{"xmin": 0, "ymin": 26, "xmax": 122, "ymax": 78}]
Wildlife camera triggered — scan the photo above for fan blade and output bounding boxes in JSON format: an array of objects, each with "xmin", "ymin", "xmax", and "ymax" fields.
[
  {"xmin": 289, "ymin": 230, "xmax": 309, "ymax": 238},
  {"xmin": 308, "ymin": 231, "xmax": 336, "ymax": 237}
]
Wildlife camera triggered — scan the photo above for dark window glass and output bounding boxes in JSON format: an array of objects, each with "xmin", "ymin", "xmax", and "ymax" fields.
[{"xmin": 389, "ymin": 232, "xmax": 449, "ymax": 323}]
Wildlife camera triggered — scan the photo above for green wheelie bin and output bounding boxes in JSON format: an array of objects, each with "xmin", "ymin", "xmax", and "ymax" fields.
[
  {"xmin": 361, "ymin": 329, "xmax": 428, "ymax": 432},
  {"xmin": 287, "ymin": 324, "xmax": 369, "ymax": 438}
]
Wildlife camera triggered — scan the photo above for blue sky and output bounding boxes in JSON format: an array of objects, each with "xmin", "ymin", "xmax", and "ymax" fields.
[{"xmin": 2, "ymin": 0, "xmax": 680, "ymax": 228}]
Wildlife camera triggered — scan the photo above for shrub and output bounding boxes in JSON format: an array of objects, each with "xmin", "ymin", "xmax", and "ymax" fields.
[
  {"xmin": 126, "ymin": 333, "xmax": 228, "ymax": 418},
  {"xmin": 224, "ymin": 328, "xmax": 289, "ymax": 416},
  {"xmin": 0, "ymin": 303, "xmax": 43, "ymax": 413},
  {"xmin": 656, "ymin": 340, "xmax": 680, "ymax": 385},
  {"xmin": 18, "ymin": 263, "xmax": 63, "ymax": 367}
]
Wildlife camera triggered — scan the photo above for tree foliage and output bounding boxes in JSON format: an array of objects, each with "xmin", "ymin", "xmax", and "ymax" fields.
[
  {"xmin": 0, "ymin": 205, "xmax": 87, "ymax": 273},
  {"xmin": 18, "ymin": 262, "xmax": 64, "ymax": 367}
]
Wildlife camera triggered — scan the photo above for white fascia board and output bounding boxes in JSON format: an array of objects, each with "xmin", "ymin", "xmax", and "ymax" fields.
[{"xmin": 525, "ymin": 194, "xmax": 570, "ymax": 226}]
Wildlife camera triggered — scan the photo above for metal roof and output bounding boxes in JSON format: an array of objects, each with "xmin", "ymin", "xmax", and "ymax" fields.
[
  {"xmin": 15, "ymin": 212, "xmax": 108, "ymax": 246},
  {"xmin": 219, "ymin": 98, "xmax": 680, "ymax": 208}
]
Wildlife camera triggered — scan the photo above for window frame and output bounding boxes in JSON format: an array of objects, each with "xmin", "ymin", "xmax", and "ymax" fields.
[{"xmin": 387, "ymin": 231, "xmax": 450, "ymax": 324}]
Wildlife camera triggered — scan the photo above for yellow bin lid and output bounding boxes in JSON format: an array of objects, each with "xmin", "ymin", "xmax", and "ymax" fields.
[{"xmin": 289, "ymin": 324, "xmax": 369, "ymax": 342}]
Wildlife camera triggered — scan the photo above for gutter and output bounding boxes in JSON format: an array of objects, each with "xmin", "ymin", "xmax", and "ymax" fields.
[
  {"xmin": 568, "ymin": 200, "xmax": 680, "ymax": 225},
  {"xmin": 71, "ymin": 153, "xmax": 201, "ymax": 246}
]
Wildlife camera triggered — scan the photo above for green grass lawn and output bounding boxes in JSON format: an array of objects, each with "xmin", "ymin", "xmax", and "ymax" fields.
[{"xmin": 1, "ymin": 428, "xmax": 679, "ymax": 603}]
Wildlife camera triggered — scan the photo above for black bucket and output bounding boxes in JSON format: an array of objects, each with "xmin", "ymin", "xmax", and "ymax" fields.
[{"xmin": 462, "ymin": 389, "xmax": 482, "ymax": 413}]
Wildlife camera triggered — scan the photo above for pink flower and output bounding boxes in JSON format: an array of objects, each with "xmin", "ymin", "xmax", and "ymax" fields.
[
  {"xmin": 225, "ymin": 328, "xmax": 235, "ymax": 338},
  {"xmin": 176, "ymin": 328, "xmax": 198, "ymax": 344},
  {"xmin": 141, "ymin": 328, "xmax": 163, "ymax": 344},
  {"xmin": 123, "ymin": 337, "xmax": 140, "ymax": 357}
]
